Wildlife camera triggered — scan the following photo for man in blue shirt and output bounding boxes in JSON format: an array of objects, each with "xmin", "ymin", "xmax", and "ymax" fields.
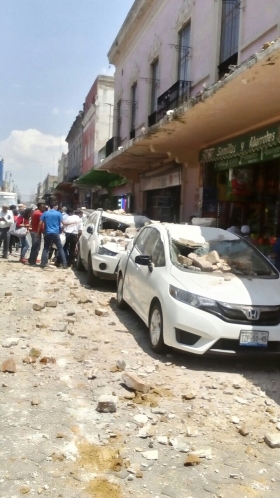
[{"xmin": 37, "ymin": 204, "xmax": 68, "ymax": 269}]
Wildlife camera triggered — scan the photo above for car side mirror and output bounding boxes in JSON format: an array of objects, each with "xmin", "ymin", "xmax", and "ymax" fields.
[
  {"xmin": 87, "ymin": 225, "xmax": 94, "ymax": 234},
  {"xmin": 135, "ymin": 254, "xmax": 153, "ymax": 272}
]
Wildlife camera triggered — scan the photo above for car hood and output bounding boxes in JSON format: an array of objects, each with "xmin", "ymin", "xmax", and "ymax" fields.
[
  {"xmin": 99, "ymin": 237, "xmax": 127, "ymax": 254},
  {"xmin": 170, "ymin": 265, "xmax": 280, "ymax": 306}
]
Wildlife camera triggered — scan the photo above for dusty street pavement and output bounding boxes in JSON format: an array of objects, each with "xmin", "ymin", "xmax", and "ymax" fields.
[{"xmin": 1, "ymin": 259, "xmax": 280, "ymax": 498}]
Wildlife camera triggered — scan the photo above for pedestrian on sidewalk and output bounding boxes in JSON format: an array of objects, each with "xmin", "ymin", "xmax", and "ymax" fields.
[
  {"xmin": 8, "ymin": 206, "xmax": 20, "ymax": 255},
  {"xmin": 28, "ymin": 202, "xmax": 45, "ymax": 266},
  {"xmin": 62, "ymin": 208, "xmax": 83, "ymax": 266},
  {"xmin": 16, "ymin": 207, "xmax": 33, "ymax": 264},
  {"xmin": 37, "ymin": 203, "xmax": 68, "ymax": 269},
  {"xmin": 0, "ymin": 205, "xmax": 14, "ymax": 259}
]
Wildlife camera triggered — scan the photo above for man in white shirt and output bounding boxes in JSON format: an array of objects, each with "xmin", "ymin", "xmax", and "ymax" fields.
[
  {"xmin": 63, "ymin": 208, "xmax": 83, "ymax": 266},
  {"xmin": 0, "ymin": 205, "xmax": 14, "ymax": 258}
]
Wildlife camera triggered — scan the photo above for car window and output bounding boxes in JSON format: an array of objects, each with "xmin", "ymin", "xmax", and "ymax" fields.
[
  {"xmin": 135, "ymin": 227, "xmax": 165, "ymax": 267},
  {"xmin": 87, "ymin": 213, "xmax": 98, "ymax": 227},
  {"xmin": 152, "ymin": 237, "xmax": 166, "ymax": 267},
  {"xmin": 134, "ymin": 228, "xmax": 149, "ymax": 253}
]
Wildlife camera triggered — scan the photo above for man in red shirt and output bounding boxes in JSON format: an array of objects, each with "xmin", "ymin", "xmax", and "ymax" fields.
[{"xmin": 28, "ymin": 202, "xmax": 45, "ymax": 265}]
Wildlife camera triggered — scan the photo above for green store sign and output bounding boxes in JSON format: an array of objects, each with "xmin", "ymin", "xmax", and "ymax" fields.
[{"xmin": 200, "ymin": 123, "xmax": 280, "ymax": 170}]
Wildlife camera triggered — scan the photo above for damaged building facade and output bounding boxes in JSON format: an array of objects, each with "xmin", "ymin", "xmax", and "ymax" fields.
[{"xmin": 91, "ymin": 0, "xmax": 280, "ymax": 243}]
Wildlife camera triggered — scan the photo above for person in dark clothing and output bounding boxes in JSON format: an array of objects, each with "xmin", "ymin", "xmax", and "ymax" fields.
[{"xmin": 37, "ymin": 203, "xmax": 68, "ymax": 269}]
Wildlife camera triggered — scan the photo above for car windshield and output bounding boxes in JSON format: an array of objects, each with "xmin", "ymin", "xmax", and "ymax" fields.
[
  {"xmin": 171, "ymin": 237, "xmax": 277, "ymax": 278},
  {"xmin": 100, "ymin": 213, "xmax": 149, "ymax": 233},
  {"xmin": 101, "ymin": 217, "xmax": 130, "ymax": 233}
]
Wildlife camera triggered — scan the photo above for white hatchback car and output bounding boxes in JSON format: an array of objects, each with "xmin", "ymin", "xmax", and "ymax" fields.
[
  {"xmin": 117, "ymin": 224, "xmax": 280, "ymax": 355},
  {"xmin": 77, "ymin": 209, "xmax": 149, "ymax": 286}
]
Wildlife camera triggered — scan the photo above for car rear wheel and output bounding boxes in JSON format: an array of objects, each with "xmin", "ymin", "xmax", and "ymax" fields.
[
  {"xmin": 87, "ymin": 254, "xmax": 98, "ymax": 287},
  {"xmin": 76, "ymin": 248, "xmax": 85, "ymax": 271},
  {"xmin": 149, "ymin": 302, "xmax": 167, "ymax": 354},
  {"xmin": 117, "ymin": 276, "xmax": 127, "ymax": 309}
]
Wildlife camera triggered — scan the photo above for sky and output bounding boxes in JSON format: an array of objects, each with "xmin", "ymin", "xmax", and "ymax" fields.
[{"xmin": 0, "ymin": 0, "xmax": 134, "ymax": 201}]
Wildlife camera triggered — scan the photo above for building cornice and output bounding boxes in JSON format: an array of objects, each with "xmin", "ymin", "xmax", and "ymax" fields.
[{"xmin": 108, "ymin": 0, "xmax": 153, "ymax": 63}]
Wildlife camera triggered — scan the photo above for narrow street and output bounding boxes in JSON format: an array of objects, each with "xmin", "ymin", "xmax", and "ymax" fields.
[{"xmin": 1, "ymin": 258, "xmax": 280, "ymax": 498}]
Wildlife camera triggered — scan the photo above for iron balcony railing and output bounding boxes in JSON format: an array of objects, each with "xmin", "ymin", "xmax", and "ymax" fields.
[
  {"xmin": 149, "ymin": 80, "xmax": 192, "ymax": 125},
  {"xmin": 106, "ymin": 136, "xmax": 121, "ymax": 157},
  {"xmin": 65, "ymin": 164, "xmax": 81, "ymax": 182}
]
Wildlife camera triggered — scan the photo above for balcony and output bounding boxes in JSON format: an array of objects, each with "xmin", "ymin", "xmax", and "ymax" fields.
[
  {"xmin": 130, "ymin": 129, "xmax": 136, "ymax": 140},
  {"xmin": 106, "ymin": 136, "xmax": 121, "ymax": 157},
  {"xmin": 150, "ymin": 80, "xmax": 192, "ymax": 124},
  {"xmin": 65, "ymin": 164, "xmax": 81, "ymax": 182}
]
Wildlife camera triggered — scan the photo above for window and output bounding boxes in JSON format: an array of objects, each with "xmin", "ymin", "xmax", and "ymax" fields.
[
  {"xmin": 178, "ymin": 23, "xmax": 191, "ymax": 82},
  {"xmin": 150, "ymin": 59, "xmax": 159, "ymax": 113},
  {"xmin": 131, "ymin": 83, "xmax": 137, "ymax": 135},
  {"xmin": 219, "ymin": 1, "xmax": 240, "ymax": 78},
  {"xmin": 87, "ymin": 213, "xmax": 98, "ymax": 227},
  {"xmin": 135, "ymin": 228, "xmax": 149, "ymax": 253},
  {"xmin": 135, "ymin": 227, "xmax": 166, "ymax": 267},
  {"xmin": 116, "ymin": 100, "xmax": 122, "ymax": 139}
]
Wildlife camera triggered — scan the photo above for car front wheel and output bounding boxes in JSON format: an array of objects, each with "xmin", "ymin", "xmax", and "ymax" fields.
[
  {"xmin": 117, "ymin": 275, "xmax": 127, "ymax": 309},
  {"xmin": 149, "ymin": 301, "xmax": 167, "ymax": 353},
  {"xmin": 76, "ymin": 248, "xmax": 84, "ymax": 271},
  {"xmin": 87, "ymin": 254, "xmax": 98, "ymax": 287}
]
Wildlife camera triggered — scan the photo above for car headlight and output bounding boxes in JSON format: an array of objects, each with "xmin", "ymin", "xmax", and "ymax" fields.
[
  {"xmin": 97, "ymin": 246, "xmax": 118, "ymax": 257},
  {"xmin": 169, "ymin": 285, "xmax": 217, "ymax": 308}
]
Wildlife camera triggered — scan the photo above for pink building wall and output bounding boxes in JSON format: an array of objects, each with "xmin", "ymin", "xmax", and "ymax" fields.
[
  {"xmin": 241, "ymin": 0, "xmax": 280, "ymax": 61},
  {"xmin": 111, "ymin": 0, "xmax": 280, "ymax": 143},
  {"xmin": 108, "ymin": 0, "xmax": 280, "ymax": 218}
]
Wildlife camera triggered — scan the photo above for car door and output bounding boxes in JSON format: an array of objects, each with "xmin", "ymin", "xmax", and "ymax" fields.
[
  {"xmin": 124, "ymin": 228, "xmax": 150, "ymax": 315},
  {"xmin": 80, "ymin": 212, "xmax": 99, "ymax": 265},
  {"xmin": 125, "ymin": 227, "xmax": 166, "ymax": 323},
  {"xmin": 88, "ymin": 211, "xmax": 101, "ymax": 257}
]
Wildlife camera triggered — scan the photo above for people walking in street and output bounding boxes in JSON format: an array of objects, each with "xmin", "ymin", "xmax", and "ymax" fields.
[
  {"xmin": 0, "ymin": 205, "xmax": 14, "ymax": 259},
  {"xmin": 16, "ymin": 207, "xmax": 33, "ymax": 264},
  {"xmin": 8, "ymin": 206, "xmax": 20, "ymax": 255},
  {"xmin": 37, "ymin": 203, "xmax": 68, "ymax": 269},
  {"xmin": 28, "ymin": 202, "xmax": 45, "ymax": 266},
  {"xmin": 62, "ymin": 208, "xmax": 83, "ymax": 267}
]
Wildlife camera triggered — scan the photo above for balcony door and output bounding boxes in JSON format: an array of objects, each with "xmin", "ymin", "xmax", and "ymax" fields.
[
  {"xmin": 178, "ymin": 23, "xmax": 191, "ymax": 83},
  {"xmin": 219, "ymin": 1, "xmax": 240, "ymax": 78}
]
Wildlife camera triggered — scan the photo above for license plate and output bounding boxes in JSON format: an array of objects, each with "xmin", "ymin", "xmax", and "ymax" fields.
[{"xmin": 239, "ymin": 331, "xmax": 268, "ymax": 347}]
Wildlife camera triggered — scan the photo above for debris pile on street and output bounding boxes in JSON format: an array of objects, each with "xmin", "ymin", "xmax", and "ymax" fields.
[{"xmin": 1, "ymin": 258, "xmax": 280, "ymax": 498}]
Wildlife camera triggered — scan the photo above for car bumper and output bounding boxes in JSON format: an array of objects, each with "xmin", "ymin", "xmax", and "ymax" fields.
[
  {"xmin": 91, "ymin": 253, "xmax": 121, "ymax": 279},
  {"xmin": 162, "ymin": 297, "xmax": 280, "ymax": 355}
]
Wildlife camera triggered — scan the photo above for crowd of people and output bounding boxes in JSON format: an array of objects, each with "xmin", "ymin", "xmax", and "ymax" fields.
[{"xmin": 0, "ymin": 202, "xmax": 85, "ymax": 270}]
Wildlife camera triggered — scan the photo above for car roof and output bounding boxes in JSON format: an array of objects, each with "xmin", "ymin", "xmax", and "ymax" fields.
[
  {"xmin": 99, "ymin": 210, "xmax": 150, "ymax": 226},
  {"xmin": 152, "ymin": 223, "xmax": 239, "ymax": 243}
]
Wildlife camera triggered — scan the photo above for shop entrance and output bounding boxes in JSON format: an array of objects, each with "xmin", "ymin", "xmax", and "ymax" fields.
[
  {"xmin": 146, "ymin": 186, "xmax": 181, "ymax": 222},
  {"xmin": 202, "ymin": 159, "xmax": 280, "ymax": 252}
]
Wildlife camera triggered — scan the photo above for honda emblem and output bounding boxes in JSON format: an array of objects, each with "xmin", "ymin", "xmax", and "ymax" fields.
[{"xmin": 245, "ymin": 309, "xmax": 260, "ymax": 320}]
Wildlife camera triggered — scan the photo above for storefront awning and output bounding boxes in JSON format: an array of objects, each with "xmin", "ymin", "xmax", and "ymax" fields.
[
  {"xmin": 200, "ymin": 122, "xmax": 280, "ymax": 170},
  {"xmin": 54, "ymin": 181, "xmax": 75, "ymax": 193},
  {"xmin": 77, "ymin": 169, "xmax": 125, "ymax": 188}
]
